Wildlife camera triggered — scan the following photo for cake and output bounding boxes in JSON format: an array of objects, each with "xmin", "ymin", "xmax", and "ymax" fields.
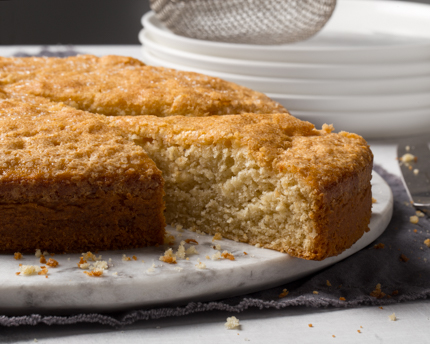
[
  {"xmin": 0, "ymin": 55, "xmax": 373, "ymax": 260},
  {"xmin": 0, "ymin": 94, "xmax": 165, "ymax": 253},
  {"xmin": 108, "ymin": 114, "xmax": 373, "ymax": 260}
]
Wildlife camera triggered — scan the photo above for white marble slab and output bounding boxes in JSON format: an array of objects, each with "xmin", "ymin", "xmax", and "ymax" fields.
[{"xmin": 0, "ymin": 171, "xmax": 392, "ymax": 315}]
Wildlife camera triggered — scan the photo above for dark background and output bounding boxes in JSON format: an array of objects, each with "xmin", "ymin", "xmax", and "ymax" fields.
[{"xmin": 0, "ymin": 0, "xmax": 429, "ymax": 45}]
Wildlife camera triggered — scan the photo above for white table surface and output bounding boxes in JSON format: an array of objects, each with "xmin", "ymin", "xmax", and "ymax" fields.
[{"xmin": 0, "ymin": 45, "xmax": 429, "ymax": 344}]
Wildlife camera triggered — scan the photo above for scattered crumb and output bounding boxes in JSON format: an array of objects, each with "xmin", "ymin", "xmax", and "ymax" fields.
[
  {"xmin": 174, "ymin": 266, "xmax": 183, "ymax": 272},
  {"xmin": 164, "ymin": 234, "xmax": 175, "ymax": 245},
  {"xmin": 405, "ymin": 145, "xmax": 410, "ymax": 151},
  {"xmin": 379, "ymin": 306, "xmax": 383, "ymax": 309},
  {"xmin": 255, "ymin": 243, "xmax": 261, "ymax": 248},
  {"xmin": 46, "ymin": 258, "xmax": 59, "ymax": 267},
  {"xmin": 18, "ymin": 265, "xmax": 41, "ymax": 276},
  {"xmin": 413, "ymin": 169, "xmax": 419, "ymax": 175},
  {"xmin": 414, "ymin": 229, "xmax": 418, "ymax": 233},
  {"xmin": 38, "ymin": 267, "xmax": 48, "ymax": 276},
  {"xmin": 389, "ymin": 313, "xmax": 397, "ymax": 321},
  {"xmin": 410, "ymin": 215, "xmax": 419, "ymax": 224},
  {"xmin": 42, "ymin": 251, "xmax": 49, "ymax": 257},
  {"xmin": 132, "ymin": 255, "xmax": 137, "ymax": 261},
  {"xmin": 279, "ymin": 288, "xmax": 289, "ymax": 298},
  {"xmin": 15, "ymin": 272, "xmax": 20, "ymax": 275},
  {"xmin": 112, "ymin": 272, "xmax": 118, "ymax": 276},
  {"xmin": 14, "ymin": 252, "xmax": 23, "ymax": 260},
  {"xmin": 332, "ymin": 335, "xmax": 335, "ymax": 338},
  {"xmin": 313, "ymin": 291, "xmax": 319, "ymax": 295},
  {"xmin": 370, "ymin": 284, "xmax": 386, "ymax": 298},
  {"xmin": 34, "ymin": 339, "xmax": 38, "ymax": 343},
  {"xmin": 147, "ymin": 263, "xmax": 156, "ymax": 273},
  {"xmin": 205, "ymin": 255, "xmax": 210, "ymax": 260},
  {"xmin": 360, "ymin": 326, "xmax": 363, "ymax": 328},
  {"xmin": 67, "ymin": 258, "xmax": 71, "ymax": 261},
  {"xmin": 186, "ymin": 257, "xmax": 189, "ymax": 261},
  {"xmin": 372, "ymin": 197, "xmax": 377, "ymax": 203},
  {"xmin": 424, "ymin": 239, "xmax": 430, "ymax": 247},
  {"xmin": 392, "ymin": 290, "xmax": 399, "ymax": 296},
  {"xmin": 308, "ymin": 324, "xmax": 313, "ymax": 328},
  {"xmin": 326, "ymin": 280, "xmax": 332, "ymax": 287},
  {"xmin": 185, "ymin": 246, "xmax": 198, "ymax": 256},
  {"xmin": 339, "ymin": 297, "xmax": 346, "ymax": 301},
  {"xmin": 176, "ymin": 241, "xmax": 186, "ymax": 259},
  {"xmin": 77, "ymin": 257, "xmax": 89, "ymax": 269},
  {"xmin": 185, "ymin": 239, "xmax": 198, "ymax": 244},
  {"xmin": 213, "ymin": 244, "xmax": 222, "ymax": 250},
  {"xmin": 90, "ymin": 260, "xmax": 108, "ymax": 272},
  {"xmin": 212, "ymin": 233, "xmax": 223, "ymax": 242},
  {"xmin": 159, "ymin": 248, "xmax": 177, "ymax": 264},
  {"xmin": 35, "ymin": 249, "xmax": 42, "ymax": 258},
  {"xmin": 175, "ymin": 224, "xmax": 183, "ymax": 232},
  {"xmin": 243, "ymin": 252, "xmax": 248, "ymax": 255},
  {"xmin": 225, "ymin": 316, "xmax": 240, "ymax": 330},
  {"xmin": 84, "ymin": 270, "xmax": 103, "ymax": 277},
  {"xmin": 211, "ymin": 251, "xmax": 222, "ymax": 260},
  {"xmin": 221, "ymin": 251, "xmax": 235, "ymax": 261},
  {"xmin": 357, "ymin": 330, "xmax": 361, "ymax": 333},
  {"xmin": 122, "ymin": 254, "xmax": 132, "ymax": 261},
  {"xmin": 400, "ymin": 153, "xmax": 416, "ymax": 163},
  {"xmin": 195, "ymin": 229, "xmax": 206, "ymax": 235},
  {"xmin": 195, "ymin": 258, "xmax": 206, "ymax": 269},
  {"xmin": 399, "ymin": 254, "xmax": 409, "ymax": 262},
  {"xmin": 82, "ymin": 251, "xmax": 101, "ymax": 261},
  {"xmin": 374, "ymin": 243, "xmax": 385, "ymax": 249},
  {"xmin": 416, "ymin": 210, "xmax": 425, "ymax": 217}
]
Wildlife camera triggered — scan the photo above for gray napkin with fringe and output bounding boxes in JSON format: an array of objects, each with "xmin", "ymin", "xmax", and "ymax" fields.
[{"xmin": 1, "ymin": 48, "xmax": 429, "ymax": 327}]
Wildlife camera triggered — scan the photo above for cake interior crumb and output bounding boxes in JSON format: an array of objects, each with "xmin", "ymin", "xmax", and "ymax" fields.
[{"xmin": 225, "ymin": 316, "xmax": 240, "ymax": 329}]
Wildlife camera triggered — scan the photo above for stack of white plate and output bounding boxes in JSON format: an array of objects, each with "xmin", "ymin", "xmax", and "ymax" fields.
[{"xmin": 139, "ymin": 0, "xmax": 430, "ymax": 138}]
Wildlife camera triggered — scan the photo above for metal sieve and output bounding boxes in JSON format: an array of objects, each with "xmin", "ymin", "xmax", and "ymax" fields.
[{"xmin": 149, "ymin": 0, "xmax": 337, "ymax": 45}]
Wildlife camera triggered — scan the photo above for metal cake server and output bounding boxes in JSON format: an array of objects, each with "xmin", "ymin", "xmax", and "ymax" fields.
[{"xmin": 397, "ymin": 139, "xmax": 430, "ymax": 210}]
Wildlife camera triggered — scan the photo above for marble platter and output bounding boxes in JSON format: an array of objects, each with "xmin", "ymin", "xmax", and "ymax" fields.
[{"xmin": 0, "ymin": 172, "xmax": 392, "ymax": 315}]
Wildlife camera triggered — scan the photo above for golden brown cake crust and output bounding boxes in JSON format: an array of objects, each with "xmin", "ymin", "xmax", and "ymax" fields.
[
  {"xmin": 0, "ymin": 95, "xmax": 166, "ymax": 252},
  {"xmin": 0, "ymin": 55, "xmax": 286, "ymax": 117}
]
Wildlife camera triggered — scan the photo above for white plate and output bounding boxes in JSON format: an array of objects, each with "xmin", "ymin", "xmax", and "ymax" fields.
[
  {"xmin": 142, "ymin": 45, "xmax": 430, "ymax": 96},
  {"xmin": 142, "ymin": 1, "xmax": 430, "ymax": 63},
  {"xmin": 140, "ymin": 29, "xmax": 430, "ymax": 80},
  {"xmin": 265, "ymin": 92, "xmax": 430, "ymax": 112},
  {"xmin": 289, "ymin": 108, "xmax": 430, "ymax": 138},
  {"xmin": 0, "ymin": 172, "xmax": 391, "ymax": 314}
]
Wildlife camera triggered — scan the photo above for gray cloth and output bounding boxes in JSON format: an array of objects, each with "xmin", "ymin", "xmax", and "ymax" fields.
[{"xmin": 1, "ymin": 49, "xmax": 429, "ymax": 327}]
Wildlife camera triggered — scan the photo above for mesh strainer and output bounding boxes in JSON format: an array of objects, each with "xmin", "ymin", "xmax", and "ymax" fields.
[{"xmin": 149, "ymin": 0, "xmax": 337, "ymax": 45}]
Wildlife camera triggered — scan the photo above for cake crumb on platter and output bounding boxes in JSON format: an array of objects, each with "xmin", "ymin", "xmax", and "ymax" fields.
[
  {"xmin": 83, "ymin": 251, "xmax": 101, "ymax": 261},
  {"xmin": 159, "ymin": 248, "xmax": 177, "ymax": 264},
  {"xmin": 374, "ymin": 243, "xmax": 385, "ymax": 249},
  {"xmin": 212, "ymin": 233, "xmax": 222, "ymax": 242},
  {"xmin": 185, "ymin": 239, "xmax": 198, "ymax": 244},
  {"xmin": 14, "ymin": 252, "xmax": 23, "ymax": 260},
  {"xmin": 18, "ymin": 265, "xmax": 41, "ymax": 276},
  {"xmin": 211, "ymin": 251, "xmax": 222, "ymax": 260},
  {"xmin": 35, "ymin": 249, "xmax": 42, "ymax": 258},
  {"xmin": 122, "ymin": 254, "xmax": 132, "ymax": 261},
  {"xmin": 399, "ymin": 254, "xmax": 409, "ymax": 262},
  {"xmin": 313, "ymin": 291, "xmax": 319, "ymax": 295},
  {"xmin": 225, "ymin": 316, "xmax": 240, "ymax": 329},
  {"xmin": 326, "ymin": 280, "xmax": 332, "ymax": 287},
  {"xmin": 424, "ymin": 239, "xmax": 430, "ymax": 248},
  {"xmin": 186, "ymin": 246, "xmax": 198, "ymax": 256},
  {"xmin": 46, "ymin": 258, "xmax": 59, "ymax": 267},
  {"xmin": 221, "ymin": 251, "xmax": 235, "ymax": 261},
  {"xmin": 339, "ymin": 297, "xmax": 346, "ymax": 301},
  {"xmin": 195, "ymin": 258, "xmax": 206, "ymax": 269},
  {"xmin": 389, "ymin": 313, "xmax": 397, "ymax": 321},
  {"xmin": 372, "ymin": 197, "xmax": 377, "ymax": 203},
  {"xmin": 308, "ymin": 324, "xmax": 313, "ymax": 328},
  {"xmin": 416, "ymin": 210, "xmax": 425, "ymax": 217}
]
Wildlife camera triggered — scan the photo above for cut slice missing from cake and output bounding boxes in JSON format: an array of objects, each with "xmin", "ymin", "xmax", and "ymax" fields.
[
  {"xmin": 108, "ymin": 113, "xmax": 373, "ymax": 260},
  {"xmin": 0, "ymin": 94, "xmax": 165, "ymax": 253}
]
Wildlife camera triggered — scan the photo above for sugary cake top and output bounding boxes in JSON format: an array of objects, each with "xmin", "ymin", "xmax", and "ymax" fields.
[
  {"xmin": 0, "ymin": 94, "xmax": 160, "ymax": 184},
  {"xmin": 0, "ymin": 55, "xmax": 286, "ymax": 117},
  {"xmin": 108, "ymin": 114, "xmax": 373, "ymax": 189}
]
